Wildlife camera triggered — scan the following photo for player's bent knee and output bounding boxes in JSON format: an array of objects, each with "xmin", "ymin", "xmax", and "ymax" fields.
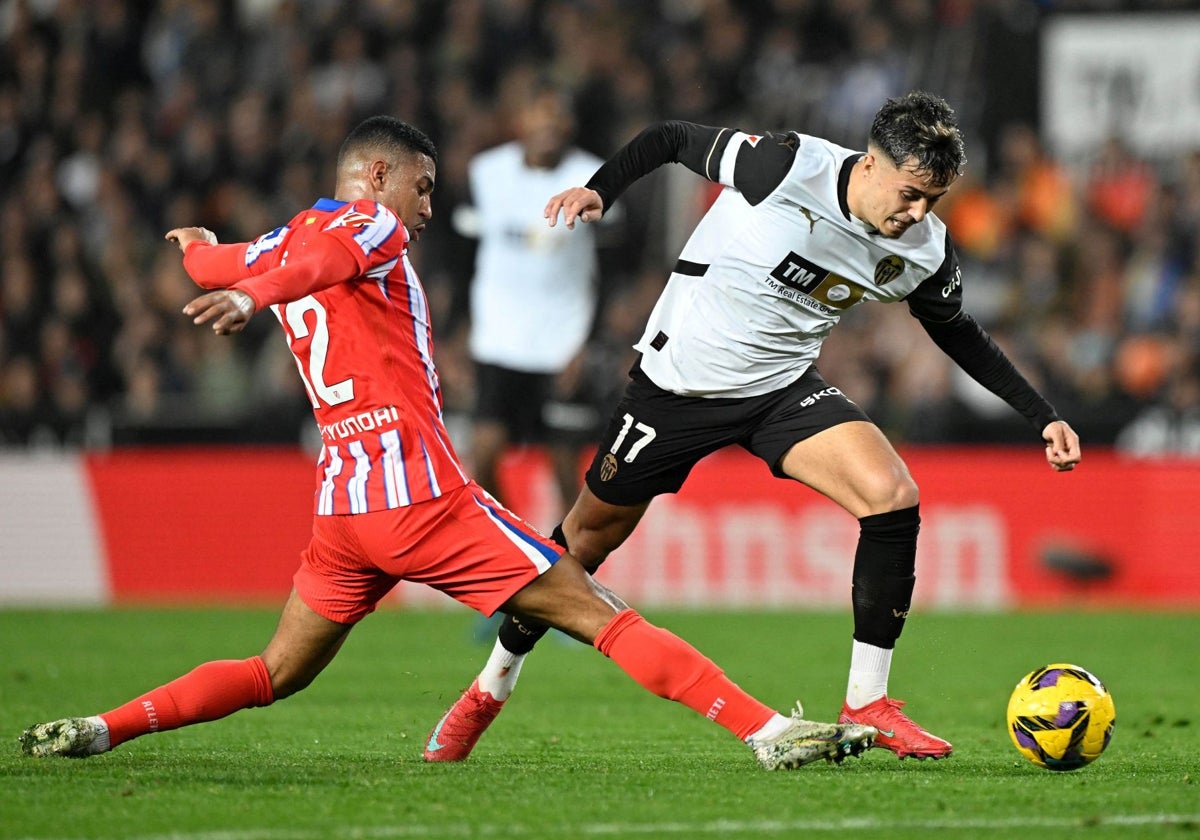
[
  {"xmin": 506, "ymin": 556, "xmax": 626, "ymax": 644},
  {"xmin": 861, "ymin": 474, "xmax": 919, "ymax": 515},
  {"xmin": 265, "ymin": 665, "xmax": 316, "ymax": 701},
  {"xmin": 514, "ymin": 592, "xmax": 617, "ymax": 646},
  {"xmin": 891, "ymin": 479, "xmax": 920, "ymax": 511}
]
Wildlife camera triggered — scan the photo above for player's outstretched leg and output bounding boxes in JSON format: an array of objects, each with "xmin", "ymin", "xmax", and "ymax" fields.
[
  {"xmin": 19, "ymin": 656, "xmax": 275, "ymax": 759},
  {"xmin": 839, "ymin": 696, "xmax": 952, "ymax": 759},
  {"xmin": 593, "ymin": 609, "xmax": 876, "ymax": 771}
]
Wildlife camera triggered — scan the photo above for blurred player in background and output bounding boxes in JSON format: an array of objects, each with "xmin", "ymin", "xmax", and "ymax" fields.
[
  {"xmin": 427, "ymin": 92, "xmax": 1082, "ymax": 763},
  {"xmin": 460, "ymin": 78, "xmax": 611, "ymax": 520},
  {"xmin": 19, "ymin": 115, "xmax": 876, "ymax": 771}
]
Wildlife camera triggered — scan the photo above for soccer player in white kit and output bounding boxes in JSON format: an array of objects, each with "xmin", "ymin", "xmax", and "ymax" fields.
[
  {"xmin": 463, "ymin": 80, "xmax": 611, "ymax": 518},
  {"xmin": 426, "ymin": 92, "xmax": 1081, "ymax": 762}
]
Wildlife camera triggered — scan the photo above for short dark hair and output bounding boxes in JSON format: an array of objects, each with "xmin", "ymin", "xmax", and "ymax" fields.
[
  {"xmin": 338, "ymin": 116, "xmax": 438, "ymax": 168},
  {"xmin": 869, "ymin": 91, "xmax": 965, "ymax": 187}
]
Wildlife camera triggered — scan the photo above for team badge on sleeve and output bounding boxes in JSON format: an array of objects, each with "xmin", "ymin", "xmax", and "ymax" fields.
[
  {"xmin": 245, "ymin": 225, "xmax": 290, "ymax": 266},
  {"xmin": 328, "ymin": 203, "xmax": 400, "ymax": 257},
  {"xmin": 332, "ymin": 209, "xmax": 378, "ymax": 229}
]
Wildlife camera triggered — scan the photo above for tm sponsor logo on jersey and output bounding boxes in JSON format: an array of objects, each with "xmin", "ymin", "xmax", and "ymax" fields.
[
  {"xmin": 767, "ymin": 251, "xmax": 865, "ymax": 313},
  {"xmin": 318, "ymin": 404, "xmax": 401, "ymax": 442}
]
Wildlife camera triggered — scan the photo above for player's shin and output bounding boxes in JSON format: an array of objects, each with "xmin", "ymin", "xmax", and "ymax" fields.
[
  {"xmin": 477, "ymin": 618, "xmax": 538, "ymax": 700},
  {"xmin": 484, "ymin": 522, "xmax": 572, "ymax": 696},
  {"xmin": 100, "ymin": 656, "xmax": 274, "ymax": 748},
  {"xmin": 594, "ymin": 609, "xmax": 775, "ymax": 740}
]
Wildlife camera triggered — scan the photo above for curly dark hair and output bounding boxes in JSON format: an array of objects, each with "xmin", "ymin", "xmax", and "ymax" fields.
[
  {"xmin": 338, "ymin": 115, "xmax": 438, "ymax": 168},
  {"xmin": 869, "ymin": 91, "xmax": 965, "ymax": 187}
]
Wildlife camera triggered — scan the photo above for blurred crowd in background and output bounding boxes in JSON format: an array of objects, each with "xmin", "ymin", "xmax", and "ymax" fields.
[{"xmin": 1, "ymin": 0, "xmax": 1198, "ymax": 457}]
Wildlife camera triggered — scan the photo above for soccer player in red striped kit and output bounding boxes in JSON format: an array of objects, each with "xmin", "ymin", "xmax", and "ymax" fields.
[{"xmin": 19, "ymin": 116, "xmax": 874, "ymax": 770}]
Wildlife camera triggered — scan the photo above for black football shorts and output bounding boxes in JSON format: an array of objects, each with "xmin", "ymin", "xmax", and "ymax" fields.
[
  {"xmin": 473, "ymin": 362, "xmax": 556, "ymax": 444},
  {"xmin": 584, "ymin": 360, "xmax": 872, "ymax": 506}
]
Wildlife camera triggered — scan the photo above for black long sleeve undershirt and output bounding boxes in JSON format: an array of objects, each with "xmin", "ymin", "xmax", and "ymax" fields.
[
  {"xmin": 585, "ymin": 121, "xmax": 724, "ymax": 213},
  {"xmin": 920, "ymin": 312, "xmax": 1060, "ymax": 434}
]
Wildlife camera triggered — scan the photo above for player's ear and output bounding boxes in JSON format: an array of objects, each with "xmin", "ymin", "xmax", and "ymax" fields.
[
  {"xmin": 368, "ymin": 158, "xmax": 389, "ymax": 190},
  {"xmin": 859, "ymin": 151, "xmax": 877, "ymax": 177}
]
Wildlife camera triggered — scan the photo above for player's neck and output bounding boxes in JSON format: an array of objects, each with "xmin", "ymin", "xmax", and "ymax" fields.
[
  {"xmin": 845, "ymin": 157, "xmax": 868, "ymax": 224},
  {"xmin": 524, "ymin": 149, "xmax": 564, "ymax": 170}
]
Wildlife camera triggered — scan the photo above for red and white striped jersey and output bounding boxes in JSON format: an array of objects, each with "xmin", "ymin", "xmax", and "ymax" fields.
[{"xmin": 182, "ymin": 197, "xmax": 467, "ymax": 515}]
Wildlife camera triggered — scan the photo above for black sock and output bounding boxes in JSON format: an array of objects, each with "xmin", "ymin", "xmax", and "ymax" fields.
[
  {"xmin": 851, "ymin": 505, "xmax": 920, "ymax": 649},
  {"xmin": 497, "ymin": 613, "xmax": 551, "ymax": 655}
]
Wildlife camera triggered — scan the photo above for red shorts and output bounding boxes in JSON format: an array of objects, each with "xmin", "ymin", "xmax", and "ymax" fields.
[{"xmin": 294, "ymin": 482, "xmax": 562, "ymax": 624}]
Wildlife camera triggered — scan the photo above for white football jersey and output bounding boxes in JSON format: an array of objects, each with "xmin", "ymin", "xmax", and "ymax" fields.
[
  {"xmin": 635, "ymin": 132, "xmax": 962, "ymax": 398},
  {"xmin": 467, "ymin": 142, "xmax": 606, "ymax": 373}
]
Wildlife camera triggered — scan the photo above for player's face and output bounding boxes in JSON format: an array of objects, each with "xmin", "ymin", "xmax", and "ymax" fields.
[
  {"xmin": 519, "ymin": 93, "xmax": 573, "ymax": 166},
  {"xmin": 858, "ymin": 152, "xmax": 953, "ymax": 239},
  {"xmin": 381, "ymin": 153, "xmax": 436, "ymax": 240}
]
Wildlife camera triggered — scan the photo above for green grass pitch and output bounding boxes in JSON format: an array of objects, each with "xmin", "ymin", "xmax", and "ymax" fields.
[{"xmin": 1, "ymin": 607, "xmax": 1197, "ymax": 839}]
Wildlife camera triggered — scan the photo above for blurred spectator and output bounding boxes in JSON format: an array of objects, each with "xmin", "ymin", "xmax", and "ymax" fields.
[
  {"xmin": 1085, "ymin": 136, "xmax": 1157, "ymax": 235},
  {"xmin": 997, "ymin": 123, "xmax": 1077, "ymax": 244},
  {"xmin": 1117, "ymin": 359, "xmax": 1200, "ymax": 457},
  {"xmin": 0, "ymin": 354, "xmax": 43, "ymax": 445},
  {"xmin": 458, "ymin": 74, "xmax": 612, "ymax": 520}
]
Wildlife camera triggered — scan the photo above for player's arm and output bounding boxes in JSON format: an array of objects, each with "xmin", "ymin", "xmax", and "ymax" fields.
[
  {"xmin": 167, "ymin": 226, "xmax": 271, "ymax": 335},
  {"xmin": 546, "ymin": 121, "xmax": 797, "ymax": 227},
  {"xmin": 228, "ymin": 234, "xmax": 363, "ymax": 310},
  {"xmin": 184, "ymin": 236, "xmax": 364, "ymax": 335},
  {"xmin": 907, "ymin": 238, "xmax": 1081, "ymax": 471},
  {"xmin": 165, "ymin": 227, "xmax": 255, "ymax": 290},
  {"xmin": 169, "ymin": 224, "xmax": 305, "ymax": 293}
]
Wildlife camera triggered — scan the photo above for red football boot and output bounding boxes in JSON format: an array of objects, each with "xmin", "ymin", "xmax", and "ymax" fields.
[
  {"xmin": 838, "ymin": 697, "xmax": 952, "ymax": 759},
  {"xmin": 423, "ymin": 680, "xmax": 506, "ymax": 762}
]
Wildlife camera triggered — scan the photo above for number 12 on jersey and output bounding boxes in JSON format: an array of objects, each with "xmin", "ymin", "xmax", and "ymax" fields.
[{"xmin": 274, "ymin": 295, "xmax": 355, "ymax": 408}]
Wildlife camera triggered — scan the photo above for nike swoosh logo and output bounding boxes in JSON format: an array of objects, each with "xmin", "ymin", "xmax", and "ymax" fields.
[
  {"xmin": 877, "ymin": 728, "xmax": 895, "ymax": 738},
  {"xmin": 426, "ymin": 714, "xmax": 451, "ymax": 752}
]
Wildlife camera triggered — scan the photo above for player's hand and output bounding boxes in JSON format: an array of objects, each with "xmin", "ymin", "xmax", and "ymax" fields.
[
  {"xmin": 183, "ymin": 289, "xmax": 255, "ymax": 335},
  {"xmin": 1042, "ymin": 420, "xmax": 1081, "ymax": 472},
  {"xmin": 165, "ymin": 227, "xmax": 218, "ymax": 252},
  {"xmin": 545, "ymin": 187, "xmax": 604, "ymax": 230}
]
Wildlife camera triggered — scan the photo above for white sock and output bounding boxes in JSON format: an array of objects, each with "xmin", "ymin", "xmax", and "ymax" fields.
[
  {"xmin": 86, "ymin": 715, "xmax": 111, "ymax": 754},
  {"xmin": 745, "ymin": 713, "xmax": 793, "ymax": 744},
  {"xmin": 476, "ymin": 639, "xmax": 526, "ymax": 701},
  {"xmin": 845, "ymin": 641, "xmax": 892, "ymax": 710}
]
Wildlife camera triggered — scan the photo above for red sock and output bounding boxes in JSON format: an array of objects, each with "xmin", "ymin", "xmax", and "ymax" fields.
[
  {"xmin": 100, "ymin": 656, "xmax": 274, "ymax": 749},
  {"xmin": 594, "ymin": 609, "xmax": 774, "ymax": 740}
]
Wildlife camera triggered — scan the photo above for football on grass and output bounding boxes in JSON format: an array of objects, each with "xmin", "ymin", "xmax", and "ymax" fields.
[{"xmin": 1007, "ymin": 663, "xmax": 1116, "ymax": 771}]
